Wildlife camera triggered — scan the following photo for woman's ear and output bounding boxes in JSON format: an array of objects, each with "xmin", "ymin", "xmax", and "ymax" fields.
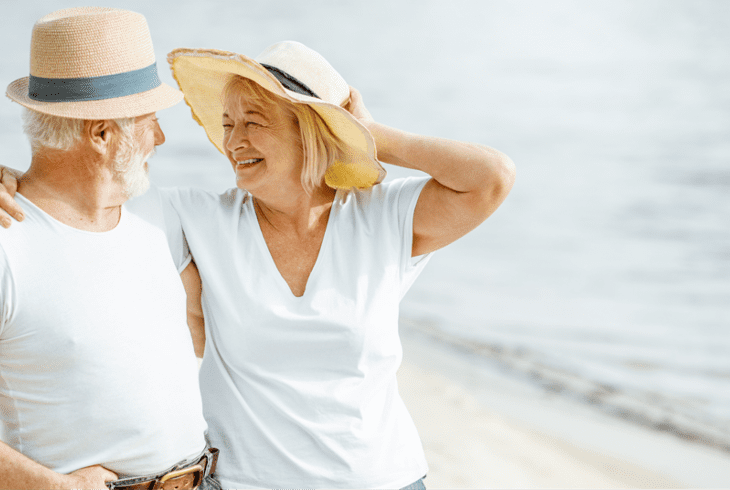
[{"xmin": 85, "ymin": 119, "xmax": 115, "ymax": 156}]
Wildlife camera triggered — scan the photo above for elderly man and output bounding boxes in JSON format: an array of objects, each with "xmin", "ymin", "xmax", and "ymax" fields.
[{"xmin": 0, "ymin": 7, "xmax": 216, "ymax": 490}]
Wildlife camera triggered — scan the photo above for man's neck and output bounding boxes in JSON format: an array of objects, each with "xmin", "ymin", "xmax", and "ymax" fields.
[{"xmin": 18, "ymin": 149, "xmax": 128, "ymax": 232}]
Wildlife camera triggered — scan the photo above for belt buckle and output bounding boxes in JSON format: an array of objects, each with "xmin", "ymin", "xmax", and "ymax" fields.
[{"xmin": 153, "ymin": 464, "xmax": 203, "ymax": 490}]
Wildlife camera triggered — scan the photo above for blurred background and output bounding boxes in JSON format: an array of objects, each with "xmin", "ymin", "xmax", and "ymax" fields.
[{"xmin": 2, "ymin": 0, "xmax": 728, "ymax": 486}]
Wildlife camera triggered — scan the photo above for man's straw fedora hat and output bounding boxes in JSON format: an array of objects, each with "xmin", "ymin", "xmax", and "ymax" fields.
[
  {"xmin": 6, "ymin": 7, "xmax": 183, "ymax": 119},
  {"xmin": 168, "ymin": 41, "xmax": 386, "ymax": 189}
]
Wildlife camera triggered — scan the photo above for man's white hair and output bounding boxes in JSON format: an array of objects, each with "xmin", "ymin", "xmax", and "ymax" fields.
[
  {"xmin": 21, "ymin": 108, "xmax": 135, "ymax": 153},
  {"xmin": 21, "ymin": 108, "xmax": 150, "ymax": 198}
]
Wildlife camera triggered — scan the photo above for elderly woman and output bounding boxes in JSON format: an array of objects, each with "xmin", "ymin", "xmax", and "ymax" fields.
[
  {"xmin": 166, "ymin": 41, "xmax": 515, "ymax": 489},
  {"xmin": 0, "ymin": 42, "xmax": 514, "ymax": 489}
]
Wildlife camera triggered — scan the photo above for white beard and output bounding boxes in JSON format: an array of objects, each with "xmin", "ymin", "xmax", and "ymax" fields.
[
  {"xmin": 118, "ymin": 149, "xmax": 153, "ymax": 199},
  {"xmin": 112, "ymin": 129, "xmax": 153, "ymax": 199}
]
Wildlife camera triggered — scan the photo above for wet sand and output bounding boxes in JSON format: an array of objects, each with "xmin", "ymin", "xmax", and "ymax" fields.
[{"xmin": 397, "ymin": 327, "xmax": 730, "ymax": 488}]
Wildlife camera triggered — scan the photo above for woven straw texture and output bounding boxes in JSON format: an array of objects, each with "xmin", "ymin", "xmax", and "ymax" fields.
[
  {"xmin": 6, "ymin": 7, "xmax": 183, "ymax": 119},
  {"xmin": 30, "ymin": 7, "xmax": 154, "ymax": 78},
  {"xmin": 168, "ymin": 43, "xmax": 385, "ymax": 189}
]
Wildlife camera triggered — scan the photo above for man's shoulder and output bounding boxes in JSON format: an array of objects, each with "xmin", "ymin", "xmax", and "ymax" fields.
[{"xmin": 0, "ymin": 197, "xmax": 49, "ymax": 250}]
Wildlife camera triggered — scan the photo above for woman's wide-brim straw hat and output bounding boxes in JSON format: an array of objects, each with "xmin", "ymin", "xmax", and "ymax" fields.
[
  {"xmin": 6, "ymin": 7, "xmax": 183, "ymax": 119},
  {"xmin": 168, "ymin": 42, "xmax": 386, "ymax": 189}
]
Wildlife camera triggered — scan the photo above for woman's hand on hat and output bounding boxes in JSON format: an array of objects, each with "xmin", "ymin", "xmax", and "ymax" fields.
[
  {"xmin": 345, "ymin": 87, "xmax": 375, "ymax": 127},
  {"xmin": 0, "ymin": 166, "xmax": 24, "ymax": 228}
]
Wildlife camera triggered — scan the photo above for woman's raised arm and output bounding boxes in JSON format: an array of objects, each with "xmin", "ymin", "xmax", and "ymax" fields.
[{"xmin": 347, "ymin": 88, "xmax": 516, "ymax": 256}]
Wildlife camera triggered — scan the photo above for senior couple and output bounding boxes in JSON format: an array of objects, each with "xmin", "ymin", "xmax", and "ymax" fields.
[{"xmin": 0, "ymin": 7, "xmax": 515, "ymax": 490}]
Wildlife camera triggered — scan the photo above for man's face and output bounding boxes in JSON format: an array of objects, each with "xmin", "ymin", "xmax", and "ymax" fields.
[
  {"xmin": 133, "ymin": 113, "xmax": 165, "ymax": 165},
  {"xmin": 112, "ymin": 112, "xmax": 165, "ymax": 199}
]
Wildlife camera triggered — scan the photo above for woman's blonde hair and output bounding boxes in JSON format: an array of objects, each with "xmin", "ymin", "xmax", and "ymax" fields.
[{"xmin": 222, "ymin": 75, "xmax": 350, "ymax": 194}]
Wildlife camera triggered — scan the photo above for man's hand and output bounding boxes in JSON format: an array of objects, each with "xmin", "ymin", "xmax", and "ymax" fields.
[
  {"xmin": 61, "ymin": 465, "xmax": 118, "ymax": 490},
  {"xmin": 0, "ymin": 166, "xmax": 24, "ymax": 228}
]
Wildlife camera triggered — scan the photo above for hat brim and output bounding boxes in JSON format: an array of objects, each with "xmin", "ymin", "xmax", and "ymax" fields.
[
  {"xmin": 168, "ymin": 48, "xmax": 385, "ymax": 189},
  {"xmin": 5, "ymin": 77, "xmax": 184, "ymax": 120}
]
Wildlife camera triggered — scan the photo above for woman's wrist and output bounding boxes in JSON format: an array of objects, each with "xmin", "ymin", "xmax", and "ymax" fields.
[{"xmin": 367, "ymin": 122, "xmax": 413, "ymax": 167}]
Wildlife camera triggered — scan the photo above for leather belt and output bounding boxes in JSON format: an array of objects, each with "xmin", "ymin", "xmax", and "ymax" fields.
[{"xmin": 107, "ymin": 447, "xmax": 218, "ymax": 490}]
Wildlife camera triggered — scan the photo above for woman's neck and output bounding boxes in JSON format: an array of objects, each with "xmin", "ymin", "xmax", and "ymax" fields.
[{"xmin": 253, "ymin": 184, "xmax": 336, "ymax": 235}]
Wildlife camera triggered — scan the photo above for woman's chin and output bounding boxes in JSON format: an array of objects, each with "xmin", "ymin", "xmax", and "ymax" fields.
[
  {"xmin": 234, "ymin": 163, "xmax": 263, "ymax": 188},
  {"xmin": 235, "ymin": 176, "xmax": 252, "ymax": 191},
  {"xmin": 235, "ymin": 175, "xmax": 267, "ymax": 194}
]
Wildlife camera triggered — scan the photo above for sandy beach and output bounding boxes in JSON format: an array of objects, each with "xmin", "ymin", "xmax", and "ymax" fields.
[{"xmin": 397, "ymin": 327, "xmax": 730, "ymax": 489}]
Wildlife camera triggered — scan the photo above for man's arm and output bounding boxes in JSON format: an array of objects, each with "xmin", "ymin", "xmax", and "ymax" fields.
[
  {"xmin": 180, "ymin": 260, "xmax": 205, "ymax": 358},
  {"xmin": 0, "ymin": 440, "xmax": 117, "ymax": 489}
]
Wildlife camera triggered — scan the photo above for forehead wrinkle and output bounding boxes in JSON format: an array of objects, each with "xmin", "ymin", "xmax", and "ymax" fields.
[
  {"xmin": 224, "ymin": 105, "xmax": 273, "ymax": 127},
  {"xmin": 224, "ymin": 90, "xmax": 270, "ymax": 116}
]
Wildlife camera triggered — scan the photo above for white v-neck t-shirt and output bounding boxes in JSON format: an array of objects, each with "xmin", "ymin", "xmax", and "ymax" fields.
[{"xmin": 164, "ymin": 177, "xmax": 431, "ymax": 489}]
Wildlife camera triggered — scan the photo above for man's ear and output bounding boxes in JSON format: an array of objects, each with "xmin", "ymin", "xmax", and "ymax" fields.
[{"xmin": 85, "ymin": 119, "xmax": 116, "ymax": 155}]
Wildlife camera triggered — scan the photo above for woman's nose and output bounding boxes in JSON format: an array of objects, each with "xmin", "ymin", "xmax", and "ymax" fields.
[{"xmin": 225, "ymin": 124, "xmax": 250, "ymax": 152}]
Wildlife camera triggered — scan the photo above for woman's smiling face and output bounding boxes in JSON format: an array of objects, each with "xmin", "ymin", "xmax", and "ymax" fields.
[{"xmin": 222, "ymin": 90, "xmax": 303, "ymax": 196}]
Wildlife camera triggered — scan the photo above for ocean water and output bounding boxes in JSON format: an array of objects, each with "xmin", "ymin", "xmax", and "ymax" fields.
[{"xmin": 1, "ymin": 0, "xmax": 728, "ymax": 451}]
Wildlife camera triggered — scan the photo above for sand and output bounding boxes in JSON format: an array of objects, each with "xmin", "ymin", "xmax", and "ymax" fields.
[
  {"xmin": 398, "ymin": 361, "xmax": 677, "ymax": 488},
  {"xmin": 397, "ymin": 328, "xmax": 730, "ymax": 488}
]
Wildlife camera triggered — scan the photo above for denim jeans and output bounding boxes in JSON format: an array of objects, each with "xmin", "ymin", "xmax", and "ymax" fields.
[
  {"xmin": 198, "ymin": 475, "xmax": 222, "ymax": 490},
  {"xmin": 200, "ymin": 475, "xmax": 420, "ymax": 490},
  {"xmin": 400, "ymin": 476, "xmax": 427, "ymax": 490}
]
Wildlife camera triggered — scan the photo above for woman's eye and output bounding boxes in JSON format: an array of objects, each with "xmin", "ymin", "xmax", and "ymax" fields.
[
  {"xmin": 245, "ymin": 121, "xmax": 260, "ymax": 127},
  {"xmin": 223, "ymin": 123, "xmax": 233, "ymax": 129}
]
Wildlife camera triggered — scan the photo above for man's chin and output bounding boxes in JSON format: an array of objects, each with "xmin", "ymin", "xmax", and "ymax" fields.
[
  {"xmin": 119, "ymin": 165, "xmax": 151, "ymax": 199},
  {"xmin": 120, "ymin": 152, "xmax": 153, "ymax": 199},
  {"xmin": 125, "ymin": 178, "xmax": 150, "ymax": 199}
]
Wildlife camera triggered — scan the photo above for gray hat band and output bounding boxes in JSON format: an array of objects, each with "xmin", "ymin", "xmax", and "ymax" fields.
[
  {"xmin": 260, "ymin": 64, "xmax": 320, "ymax": 99},
  {"xmin": 28, "ymin": 63, "xmax": 161, "ymax": 102}
]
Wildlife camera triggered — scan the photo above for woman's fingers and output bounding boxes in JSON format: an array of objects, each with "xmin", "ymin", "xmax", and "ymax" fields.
[
  {"xmin": 0, "ymin": 168, "xmax": 24, "ymax": 228},
  {"xmin": 346, "ymin": 86, "xmax": 375, "ymax": 125}
]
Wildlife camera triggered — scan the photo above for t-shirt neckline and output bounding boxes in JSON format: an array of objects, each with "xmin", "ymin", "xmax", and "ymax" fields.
[
  {"xmin": 245, "ymin": 190, "xmax": 339, "ymax": 299},
  {"xmin": 16, "ymin": 192, "xmax": 128, "ymax": 235}
]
